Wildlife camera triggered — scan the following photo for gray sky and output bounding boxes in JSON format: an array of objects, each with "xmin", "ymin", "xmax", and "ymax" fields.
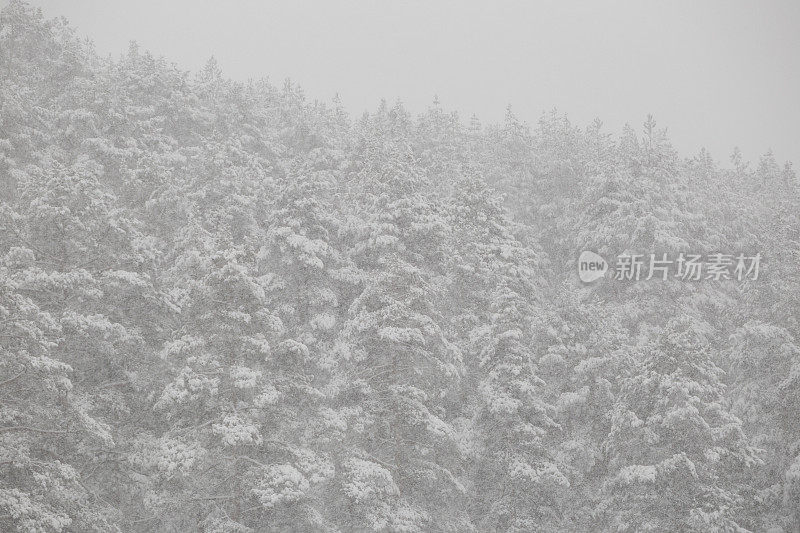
[{"xmin": 16, "ymin": 0, "xmax": 800, "ymax": 167}]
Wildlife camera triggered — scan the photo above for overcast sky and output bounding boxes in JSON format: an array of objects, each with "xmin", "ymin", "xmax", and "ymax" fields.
[{"xmin": 15, "ymin": 0, "xmax": 800, "ymax": 167}]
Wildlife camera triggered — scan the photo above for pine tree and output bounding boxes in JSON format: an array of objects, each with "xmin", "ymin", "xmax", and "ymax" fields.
[
  {"xmin": 599, "ymin": 317, "xmax": 760, "ymax": 532},
  {"xmin": 469, "ymin": 283, "xmax": 567, "ymax": 531}
]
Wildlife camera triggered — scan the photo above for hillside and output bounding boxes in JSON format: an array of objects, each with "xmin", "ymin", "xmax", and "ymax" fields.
[{"xmin": 1, "ymin": 2, "xmax": 799, "ymax": 531}]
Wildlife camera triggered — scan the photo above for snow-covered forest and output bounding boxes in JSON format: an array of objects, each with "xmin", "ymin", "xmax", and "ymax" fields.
[{"xmin": 1, "ymin": 2, "xmax": 799, "ymax": 531}]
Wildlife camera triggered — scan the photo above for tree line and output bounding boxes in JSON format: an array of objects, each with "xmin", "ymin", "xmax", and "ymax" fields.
[{"xmin": 1, "ymin": 2, "xmax": 799, "ymax": 531}]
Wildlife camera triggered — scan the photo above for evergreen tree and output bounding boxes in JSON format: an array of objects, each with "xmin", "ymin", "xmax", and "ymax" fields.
[{"xmin": 599, "ymin": 317, "xmax": 760, "ymax": 532}]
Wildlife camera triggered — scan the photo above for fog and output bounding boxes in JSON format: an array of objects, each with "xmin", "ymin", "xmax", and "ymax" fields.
[{"xmin": 19, "ymin": 0, "xmax": 800, "ymax": 166}]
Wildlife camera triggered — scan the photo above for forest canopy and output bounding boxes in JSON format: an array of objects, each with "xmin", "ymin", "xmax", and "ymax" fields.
[{"xmin": 1, "ymin": 1, "xmax": 799, "ymax": 531}]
